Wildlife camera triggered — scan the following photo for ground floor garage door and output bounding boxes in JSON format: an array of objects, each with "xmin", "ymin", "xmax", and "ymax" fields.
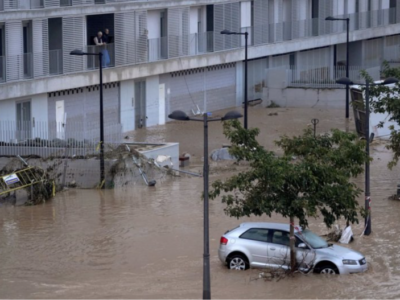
[
  {"xmin": 47, "ymin": 82, "xmax": 120, "ymax": 142},
  {"xmin": 160, "ymin": 62, "xmax": 237, "ymax": 117}
]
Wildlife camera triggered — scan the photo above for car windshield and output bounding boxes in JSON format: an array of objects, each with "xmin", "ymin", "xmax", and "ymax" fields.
[{"xmin": 300, "ymin": 229, "xmax": 329, "ymax": 249}]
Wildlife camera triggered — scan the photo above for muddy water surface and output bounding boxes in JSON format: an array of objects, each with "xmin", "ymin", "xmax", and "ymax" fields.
[{"xmin": 1, "ymin": 107, "xmax": 400, "ymax": 298}]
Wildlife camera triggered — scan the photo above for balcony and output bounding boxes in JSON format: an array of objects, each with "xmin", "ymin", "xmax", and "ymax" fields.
[
  {"xmin": 86, "ymin": 43, "xmax": 115, "ymax": 69},
  {"xmin": 49, "ymin": 49, "xmax": 63, "ymax": 75},
  {"xmin": 0, "ymin": 56, "xmax": 5, "ymax": 83},
  {"xmin": 0, "ymin": 7, "xmax": 399, "ymax": 85}
]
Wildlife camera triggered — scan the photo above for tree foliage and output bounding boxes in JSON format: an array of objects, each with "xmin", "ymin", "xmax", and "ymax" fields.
[
  {"xmin": 361, "ymin": 62, "xmax": 400, "ymax": 169},
  {"xmin": 209, "ymin": 120, "xmax": 367, "ymax": 271}
]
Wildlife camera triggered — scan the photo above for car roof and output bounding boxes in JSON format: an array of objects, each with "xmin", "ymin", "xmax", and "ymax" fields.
[{"xmin": 238, "ymin": 222, "xmax": 302, "ymax": 232}]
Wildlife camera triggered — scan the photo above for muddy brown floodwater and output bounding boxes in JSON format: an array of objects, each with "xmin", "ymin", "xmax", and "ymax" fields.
[{"xmin": 1, "ymin": 107, "xmax": 400, "ymax": 299}]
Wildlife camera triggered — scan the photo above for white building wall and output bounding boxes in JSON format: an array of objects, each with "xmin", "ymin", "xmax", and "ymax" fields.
[
  {"xmin": 147, "ymin": 10, "xmax": 161, "ymax": 39},
  {"xmin": 348, "ymin": 0, "xmax": 356, "ymax": 14},
  {"xmin": 241, "ymin": 1, "xmax": 251, "ymax": 27},
  {"xmin": 31, "ymin": 93, "xmax": 48, "ymax": 122},
  {"xmin": 190, "ymin": 7, "xmax": 199, "ymax": 34},
  {"xmin": 0, "ymin": 98, "xmax": 16, "ymax": 121},
  {"xmin": 120, "ymin": 79, "xmax": 135, "ymax": 133},
  {"xmin": 146, "ymin": 75, "xmax": 160, "ymax": 127},
  {"xmin": 382, "ymin": 0, "xmax": 390, "ymax": 9},
  {"xmin": 337, "ymin": 0, "xmax": 345, "ymax": 15},
  {"xmin": 31, "ymin": 93, "xmax": 48, "ymax": 139}
]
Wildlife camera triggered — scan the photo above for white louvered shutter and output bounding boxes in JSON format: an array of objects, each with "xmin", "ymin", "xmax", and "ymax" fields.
[
  {"xmin": 5, "ymin": 21, "xmax": 23, "ymax": 81},
  {"xmin": 230, "ymin": 2, "xmax": 241, "ymax": 49},
  {"xmin": 44, "ymin": 0, "xmax": 59, "ymax": 7},
  {"xmin": 253, "ymin": 0, "xmax": 269, "ymax": 45},
  {"xmin": 319, "ymin": 0, "xmax": 334, "ymax": 35},
  {"xmin": 358, "ymin": 0, "xmax": 369, "ymax": 29},
  {"xmin": 181, "ymin": 7, "xmax": 190, "ymax": 56},
  {"xmin": 3, "ymin": 0, "xmax": 17, "ymax": 10},
  {"xmin": 275, "ymin": 0, "xmax": 284, "ymax": 42},
  {"xmin": 135, "ymin": 10, "xmax": 148, "ymax": 63},
  {"xmin": 115, "ymin": 12, "xmax": 135, "ymax": 66},
  {"xmin": 371, "ymin": 0, "xmax": 381, "ymax": 27},
  {"xmin": 214, "ymin": 2, "xmax": 241, "ymax": 51},
  {"xmin": 291, "ymin": 0, "xmax": 300, "ymax": 39},
  {"xmin": 213, "ymin": 4, "xmax": 224, "ymax": 52},
  {"xmin": 33, "ymin": 19, "xmax": 49, "ymax": 78},
  {"xmin": 167, "ymin": 7, "xmax": 189, "ymax": 58},
  {"xmin": 72, "ymin": 0, "xmax": 83, "ymax": 5},
  {"xmin": 63, "ymin": 16, "xmax": 85, "ymax": 73}
]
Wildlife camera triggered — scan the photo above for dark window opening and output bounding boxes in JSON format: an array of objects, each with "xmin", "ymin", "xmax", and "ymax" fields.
[
  {"xmin": 86, "ymin": 14, "xmax": 115, "ymax": 69},
  {"xmin": 48, "ymin": 18, "xmax": 63, "ymax": 75}
]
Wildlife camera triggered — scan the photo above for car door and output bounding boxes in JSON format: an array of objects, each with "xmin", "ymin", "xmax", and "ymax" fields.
[
  {"xmin": 295, "ymin": 236, "xmax": 315, "ymax": 272},
  {"xmin": 267, "ymin": 230, "xmax": 291, "ymax": 269},
  {"xmin": 239, "ymin": 228, "xmax": 270, "ymax": 268}
]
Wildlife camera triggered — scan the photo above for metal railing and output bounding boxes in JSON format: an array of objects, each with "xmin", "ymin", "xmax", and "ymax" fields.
[
  {"xmin": 49, "ymin": 49, "xmax": 63, "ymax": 75},
  {"xmin": 86, "ymin": 43, "xmax": 115, "ymax": 69},
  {"xmin": 287, "ymin": 65, "xmax": 364, "ymax": 89},
  {"xmin": 1, "ymin": 8, "xmax": 400, "ymax": 84},
  {"xmin": 0, "ymin": 119, "xmax": 123, "ymax": 158},
  {"xmin": 0, "ymin": 56, "xmax": 5, "ymax": 83},
  {"xmin": 148, "ymin": 36, "xmax": 168, "ymax": 62}
]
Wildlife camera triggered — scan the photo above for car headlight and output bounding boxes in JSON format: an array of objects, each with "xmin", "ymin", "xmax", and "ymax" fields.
[{"xmin": 342, "ymin": 259, "xmax": 358, "ymax": 265}]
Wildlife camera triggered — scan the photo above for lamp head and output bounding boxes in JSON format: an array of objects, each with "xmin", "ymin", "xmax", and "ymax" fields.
[
  {"xmin": 336, "ymin": 77, "xmax": 354, "ymax": 85},
  {"xmin": 70, "ymin": 49, "xmax": 85, "ymax": 56},
  {"xmin": 221, "ymin": 111, "xmax": 243, "ymax": 121},
  {"xmin": 221, "ymin": 29, "xmax": 233, "ymax": 35},
  {"xmin": 325, "ymin": 16, "xmax": 337, "ymax": 21},
  {"xmin": 168, "ymin": 110, "xmax": 190, "ymax": 121}
]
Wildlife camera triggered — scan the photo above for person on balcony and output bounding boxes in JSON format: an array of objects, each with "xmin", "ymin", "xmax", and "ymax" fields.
[
  {"xmin": 103, "ymin": 28, "xmax": 111, "ymax": 44},
  {"xmin": 93, "ymin": 31, "xmax": 110, "ymax": 68}
]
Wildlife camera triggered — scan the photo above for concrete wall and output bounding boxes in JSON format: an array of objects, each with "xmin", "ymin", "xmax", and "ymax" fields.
[
  {"xmin": 0, "ymin": 142, "xmax": 179, "ymax": 188},
  {"xmin": 263, "ymin": 87, "xmax": 346, "ymax": 109},
  {"xmin": 139, "ymin": 142, "xmax": 179, "ymax": 168}
]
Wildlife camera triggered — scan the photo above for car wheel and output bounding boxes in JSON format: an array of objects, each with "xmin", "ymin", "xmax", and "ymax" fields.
[
  {"xmin": 228, "ymin": 254, "xmax": 249, "ymax": 271},
  {"xmin": 317, "ymin": 264, "xmax": 339, "ymax": 275}
]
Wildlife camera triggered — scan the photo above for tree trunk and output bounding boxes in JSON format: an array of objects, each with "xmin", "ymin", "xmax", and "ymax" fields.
[{"xmin": 289, "ymin": 216, "xmax": 296, "ymax": 272}]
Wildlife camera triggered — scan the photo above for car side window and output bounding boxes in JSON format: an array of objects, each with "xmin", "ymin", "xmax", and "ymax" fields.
[
  {"xmin": 240, "ymin": 228, "xmax": 269, "ymax": 242},
  {"xmin": 271, "ymin": 230, "xmax": 290, "ymax": 247}
]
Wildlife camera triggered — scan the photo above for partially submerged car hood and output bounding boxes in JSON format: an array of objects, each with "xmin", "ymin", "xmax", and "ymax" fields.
[{"xmin": 315, "ymin": 244, "xmax": 364, "ymax": 260}]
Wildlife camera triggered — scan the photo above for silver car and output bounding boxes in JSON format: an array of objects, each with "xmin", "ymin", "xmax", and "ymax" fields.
[{"xmin": 218, "ymin": 222, "xmax": 368, "ymax": 275}]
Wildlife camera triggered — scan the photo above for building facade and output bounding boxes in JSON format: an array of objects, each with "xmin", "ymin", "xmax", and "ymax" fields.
[{"xmin": 1, "ymin": 0, "xmax": 400, "ymax": 142}]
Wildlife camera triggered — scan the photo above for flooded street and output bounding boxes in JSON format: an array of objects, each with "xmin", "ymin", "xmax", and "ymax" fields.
[{"xmin": 1, "ymin": 107, "xmax": 400, "ymax": 298}]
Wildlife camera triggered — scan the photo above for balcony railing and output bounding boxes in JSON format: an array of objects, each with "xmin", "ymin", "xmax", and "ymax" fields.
[
  {"xmin": 287, "ymin": 65, "xmax": 364, "ymax": 89},
  {"xmin": 49, "ymin": 49, "xmax": 63, "ymax": 75},
  {"xmin": 0, "ymin": 56, "xmax": 5, "ymax": 83},
  {"xmin": 86, "ymin": 43, "xmax": 115, "ymax": 69},
  {"xmin": 1, "ymin": 7, "xmax": 400, "ymax": 84},
  {"xmin": 148, "ymin": 36, "xmax": 168, "ymax": 62}
]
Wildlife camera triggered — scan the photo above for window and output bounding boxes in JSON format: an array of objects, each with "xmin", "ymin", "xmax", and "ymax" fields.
[
  {"xmin": 240, "ymin": 228, "xmax": 269, "ymax": 242},
  {"xmin": 271, "ymin": 230, "xmax": 290, "ymax": 246}
]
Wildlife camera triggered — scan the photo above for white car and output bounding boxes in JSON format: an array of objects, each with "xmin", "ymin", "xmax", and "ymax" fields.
[{"xmin": 218, "ymin": 222, "xmax": 368, "ymax": 275}]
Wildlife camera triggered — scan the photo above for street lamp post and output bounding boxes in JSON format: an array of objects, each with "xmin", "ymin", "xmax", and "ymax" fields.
[
  {"xmin": 336, "ymin": 77, "xmax": 399, "ymax": 235},
  {"xmin": 70, "ymin": 49, "xmax": 105, "ymax": 187},
  {"xmin": 326, "ymin": 16, "xmax": 350, "ymax": 119},
  {"xmin": 168, "ymin": 110, "xmax": 242, "ymax": 299},
  {"xmin": 221, "ymin": 29, "xmax": 249, "ymax": 129}
]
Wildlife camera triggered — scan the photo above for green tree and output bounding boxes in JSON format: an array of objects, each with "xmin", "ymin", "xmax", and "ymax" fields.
[
  {"xmin": 361, "ymin": 62, "xmax": 400, "ymax": 169},
  {"xmin": 210, "ymin": 120, "xmax": 367, "ymax": 272}
]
